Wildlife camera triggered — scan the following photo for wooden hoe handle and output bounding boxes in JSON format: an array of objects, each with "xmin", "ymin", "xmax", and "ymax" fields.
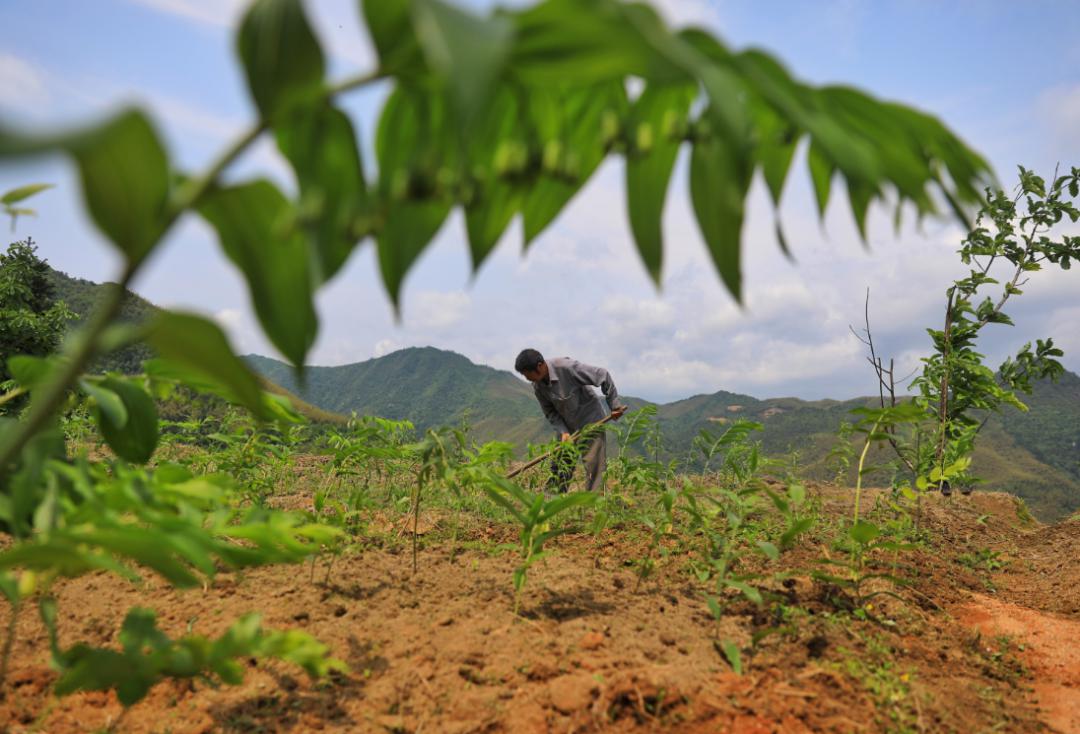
[{"xmin": 505, "ymin": 413, "xmax": 616, "ymax": 480}]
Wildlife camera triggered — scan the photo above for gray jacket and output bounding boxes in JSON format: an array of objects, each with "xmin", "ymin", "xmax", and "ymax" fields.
[{"xmin": 533, "ymin": 357, "xmax": 624, "ymax": 435}]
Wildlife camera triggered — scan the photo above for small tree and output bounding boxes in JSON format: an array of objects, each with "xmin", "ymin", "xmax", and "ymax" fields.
[
  {"xmin": 858, "ymin": 166, "xmax": 1080, "ymax": 492},
  {"xmin": 0, "ymin": 238, "xmax": 73, "ymax": 385}
]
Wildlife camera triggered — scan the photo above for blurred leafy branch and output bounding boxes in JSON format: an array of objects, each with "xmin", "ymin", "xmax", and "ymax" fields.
[{"xmin": 0, "ymin": 0, "xmax": 993, "ymax": 471}]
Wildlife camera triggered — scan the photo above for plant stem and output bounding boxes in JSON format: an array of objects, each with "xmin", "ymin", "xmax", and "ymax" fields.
[
  {"xmin": 853, "ymin": 416, "xmax": 882, "ymax": 526},
  {"xmin": 934, "ymin": 290, "xmax": 955, "ymax": 478},
  {"xmin": 0, "ymin": 387, "xmax": 26, "ymax": 408},
  {"xmin": 411, "ymin": 476, "xmax": 423, "ymax": 576}
]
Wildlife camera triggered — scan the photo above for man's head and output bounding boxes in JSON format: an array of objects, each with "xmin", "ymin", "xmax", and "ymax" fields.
[{"xmin": 515, "ymin": 348, "xmax": 547, "ymax": 383}]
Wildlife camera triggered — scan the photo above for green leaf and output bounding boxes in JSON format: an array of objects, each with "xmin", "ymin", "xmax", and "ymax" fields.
[
  {"xmin": 275, "ymin": 103, "xmax": 368, "ymax": 282},
  {"xmin": 717, "ymin": 639, "xmax": 742, "ymax": 675},
  {"xmin": 808, "ymin": 141, "xmax": 834, "ymax": 220},
  {"xmin": 0, "ymin": 541, "xmax": 133, "ymax": 579},
  {"xmin": 848, "ymin": 178, "xmax": 874, "ymax": 244},
  {"xmin": 780, "ymin": 517, "xmax": 814, "ymax": 548},
  {"xmin": 71, "ymin": 111, "xmax": 170, "ymax": 264},
  {"xmin": 626, "ymin": 83, "xmax": 695, "ymax": 283},
  {"xmin": 509, "ymin": 0, "xmax": 687, "ymax": 85},
  {"xmin": 73, "ymin": 526, "xmax": 199, "ymax": 587},
  {"xmin": 523, "ymin": 81, "xmax": 626, "ymax": 245},
  {"xmin": 753, "ymin": 104, "xmax": 798, "ymax": 206},
  {"xmin": 677, "ymin": 29, "xmax": 751, "ymax": 149},
  {"xmin": 79, "ymin": 379, "xmax": 128, "ymax": 428},
  {"xmin": 237, "ymin": 0, "xmax": 325, "ymax": 119},
  {"xmin": 849, "ymin": 520, "xmax": 880, "ymax": 545},
  {"xmin": 0, "ymin": 573, "xmax": 17, "ymax": 605},
  {"xmin": 95, "ymin": 376, "xmax": 158, "ymax": 464},
  {"xmin": 379, "ymin": 199, "xmax": 451, "ymax": 309},
  {"xmin": 944, "ymin": 456, "xmax": 972, "ymax": 477},
  {"xmin": 360, "ymin": 0, "xmax": 425, "ymax": 75},
  {"xmin": 0, "ymin": 110, "xmax": 170, "ymax": 264},
  {"xmin": 196, "ymin": 180, "xmax": 317, "ymax": 367},
  {"xmin": 689, "ymin": 116, "xmax": 752, "ymax": 302},
  {"xmin": 538, "ymin": 491, "xmax": 596, "ymax": 522},
  {"xmin": 7, "ymin": 354, "xmax": 57, "ymax": 390},
  {"xmin": 463, "ymin": 90, "xmax": 525, "ymax": 269},
  {"xmin": 145, "ymin": 311, "xmax": 267, "ymax": 420},
  {"xmin": 411, "ymin": 0, "xmax": 513, "ymax": 125},
  {"xmin": 1, "ymin": 183, "xmax": 53, "ymax": 205},
  {"xmin": 374, "ymin": 87, "xmax": 455, "ymax": 306},
  {"xmin": 723, "ymin": 579, "xmax": 763, "ymax": 605},
  {"xmin": 756, "ymin": 541, "xmax": 779, "ymax": 560},
  {"xmin": 788, "ymin": 483, "xmax": 806, "ymax": 508},
  {"xmin": 465, "ymin": 181, "xmax": 519, "ymax": 269}
]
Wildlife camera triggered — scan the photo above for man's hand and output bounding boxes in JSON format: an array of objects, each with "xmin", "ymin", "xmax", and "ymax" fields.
[
  {"xmin": 611, "ymin": 406, "xmax": 628, "ymax": 421},
  {"xmin": 560, "ymin": 432, "xmax": 572, "ymax": 442}
]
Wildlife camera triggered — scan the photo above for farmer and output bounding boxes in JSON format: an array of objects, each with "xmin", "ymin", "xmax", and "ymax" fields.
[{"xmin": 514, "ymin": 349, "xmax": 627, "ymax": 492}]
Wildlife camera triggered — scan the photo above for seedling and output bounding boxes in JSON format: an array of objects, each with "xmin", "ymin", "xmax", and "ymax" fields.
[{"xmin": 479, "ymin": 474, "xmax": 596, "ymax": 614}]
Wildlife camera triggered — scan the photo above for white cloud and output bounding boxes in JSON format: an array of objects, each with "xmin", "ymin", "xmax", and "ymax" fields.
[
  {"xmin": 1039, "ymin": 82, "xmax": 1080, "ymax": 150},
  {"xmin": 407, "ymin": 290, "xmax": 471, "ymax": 329},
  {"xmin": 213, "ymin": 307, "xmax": 244, "ymax": 331},
  {"xmin": 0, "ymin": 53, "xmax": 50, "ymax": 110},
  {"xmin": 145, "ymin": 92, "xmax": 241, "ymax": 142},
  {"xmin": 126, "ymin": 0, "xmax": 246, "ymax": 29},
  {"xmin": 651, "ymin": 0, "xmax": 724, "ymax": 28},
  {"xmin": 600, "ymin": 295, "xmax": 675, "ymax": 329},
  {"xmin": 373, "ymin": 338, "xmax": 403, "ymax": 358},
  {"xmin": 209, "ymin": 307, "xmax": 267, "ymax": 355},
  {"xmin": 126, "ymin": 0, "xmax": 375, "ymax": 69}
]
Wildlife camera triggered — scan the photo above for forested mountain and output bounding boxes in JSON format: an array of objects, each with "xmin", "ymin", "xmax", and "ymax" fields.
[
  {"xmin": 34, "ymin": 266, "xmax": 1080, "ymax": 520},
  {"xmin": 46, "ymin": 267, "xmax": 157, "ymax": 374},
  {"xmin": 246, "ymin": 348, "xmax": 541, "ymax": 446},
  {"xmin": 43, "ymin": 266, "xmax": 343, "ymax": 424}
]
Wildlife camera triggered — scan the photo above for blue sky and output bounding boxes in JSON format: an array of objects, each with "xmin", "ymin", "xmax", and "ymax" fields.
[{"xmin": 1, "ymin": 0, "xmax": 1078, "ymax": 403}]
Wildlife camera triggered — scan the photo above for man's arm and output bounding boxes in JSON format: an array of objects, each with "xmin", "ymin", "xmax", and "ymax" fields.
[
  {"xmin": 568, "ymin": 359, "xmax": 626, "ymax": 414},
  {"xmin": 536, "ymin": 388, "xmax": 570, "ymax": 436}
]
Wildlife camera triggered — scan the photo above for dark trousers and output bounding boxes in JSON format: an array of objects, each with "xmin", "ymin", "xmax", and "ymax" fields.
[{"xmin": 548, "ymin": 434, "xmax": 607, "ymax": 493}]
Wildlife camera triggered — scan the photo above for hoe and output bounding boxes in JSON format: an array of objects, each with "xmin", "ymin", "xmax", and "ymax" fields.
[{"xmin": 506, "ymin": 413, "xmax": 616, "ymax": 480}]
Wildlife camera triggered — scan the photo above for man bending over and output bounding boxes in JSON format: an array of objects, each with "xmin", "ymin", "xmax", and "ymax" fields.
[{"xmin": 514, "ymin": 348, "xmax": 627, "ymax": 492}]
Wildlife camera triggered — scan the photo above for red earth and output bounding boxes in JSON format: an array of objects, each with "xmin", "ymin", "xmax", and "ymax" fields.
[{"xmin": 1, "ymin": 485, "xmax": 1077, "ymax": 733}]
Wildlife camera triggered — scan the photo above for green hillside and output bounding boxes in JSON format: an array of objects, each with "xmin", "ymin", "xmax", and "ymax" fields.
[
  {"xmin": 47, "ymin": 268, "xmax": 157, "ymax": 374},
  {"xmin": 38, "ymin": 268, "xmax": 1080, "ymax": 520},
  {"xmin": 247, "ymin": 348, "xmax": 1080, "ymax": 520},
  {"xmin": 44, "ymin": 267, "xmax": 343, "ymax": 424},
  {"xmin": 246, "ymin": 348, "xmax": 545, "ymax": 445}
]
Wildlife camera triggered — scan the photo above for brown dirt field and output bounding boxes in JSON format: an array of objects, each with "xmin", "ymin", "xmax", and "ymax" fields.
[
  {"xmin": 956, "ymin": 594, "xmax": 1080, "ymax": 734},
  {"xmin": 1, "ymin": 486, "xmax": 1077, "ymax": 733}
]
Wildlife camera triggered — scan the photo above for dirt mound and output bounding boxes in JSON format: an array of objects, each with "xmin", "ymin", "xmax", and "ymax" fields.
[
  {"xmin": 995, "ymin": 518, "xmax": 1080, "ymax": 616},
  {"xmin": 2, "ymin": 483, "xmax": 1076, "ymax": 733},
  {"xmin": 956, "ymin": 593, "xmax": 1080, "ymax": 734},
  {"xmin": 0, "ymin": 537, "xmax": 1044, "ymax": 732}
]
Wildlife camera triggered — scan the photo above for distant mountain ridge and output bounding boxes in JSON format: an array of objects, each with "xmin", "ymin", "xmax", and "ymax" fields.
[
  {"xmin": 36, "ymin": 266, "xmax": 1080, "ymax": 521},
  {"xmin": 246, "ymin": 348, "xmax": 1080, "ymax": 521},
  {"xmin": 245, "ymin": 348, "xmax": 542, "ymax": 446},
  {"xmin": 45, "ymin": 266, "xmax": 344, "ymax": 424}
]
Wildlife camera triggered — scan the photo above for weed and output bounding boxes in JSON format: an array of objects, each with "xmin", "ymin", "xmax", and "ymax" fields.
[
  {"xmin": 479, "ymin": 474, "xmax": 596, "ymax": 614},
  {"xmin": 957, "ymin": 548, "xmax": 1007, "ymax": 573},
  {"xmin": 832, "ymin": 643, "xmax": 918, "ymax": 733}
]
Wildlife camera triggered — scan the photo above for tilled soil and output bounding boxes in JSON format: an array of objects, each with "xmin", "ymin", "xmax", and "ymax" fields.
[
  {"xmin": 956, "ymin": 593, "xmax": 1080, "ymax": 734},
  {"xmin": 0, "ymin": 487, "xmax": 1076, "ymax": 733}
]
